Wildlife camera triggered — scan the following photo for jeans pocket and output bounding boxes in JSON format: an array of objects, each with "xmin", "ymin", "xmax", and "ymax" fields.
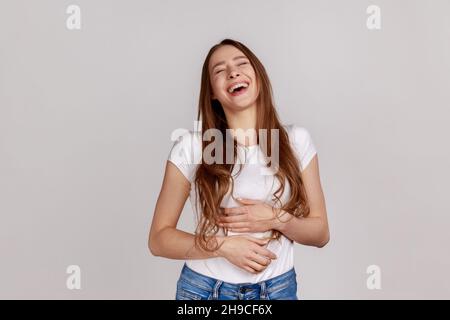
[
  {"xmin": 176, "ymin": 279, "xmax": 212, "ymax": 300},
  {"xmin": 267, "ymin": 277, "xmax": 298, "ymax": 300},
  {"xmin": 176, "ymin": 288, "xmax": 203, "ymax": 300}
]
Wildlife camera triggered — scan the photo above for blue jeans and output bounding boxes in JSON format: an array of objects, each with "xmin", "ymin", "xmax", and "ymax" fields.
[{"xmin": 175, "ymin": 263, "xmax": 298, "ymax": 300}]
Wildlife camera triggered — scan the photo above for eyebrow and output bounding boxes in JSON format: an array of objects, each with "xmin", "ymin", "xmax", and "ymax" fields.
[{"xmin": 211, "ymin": 55, "xmax": 248, "ymax": 72}]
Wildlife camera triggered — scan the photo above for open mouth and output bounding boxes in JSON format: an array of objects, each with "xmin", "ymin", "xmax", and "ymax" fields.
[{"xmin": 227, "ymin": 81, "xmax": 249, "ymax": 97}]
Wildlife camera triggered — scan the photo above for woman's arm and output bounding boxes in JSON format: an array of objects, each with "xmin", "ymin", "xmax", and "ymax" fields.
[
  {"xmin": 272, "ymin": 154, "xmax": 330, "ymax": 248},
  {"xmin": 148, "ymin": 161, "xmax": 221, "ymax": 259},
  {"xmin": 148, "ymin": 161, "xmax": 278, "ymax": 274},
  {"xmin": 272, "ymin": 154, "xmax": 330, "ymax": 247},
  {"xmin": 218, "ymin": 154, "xmax": 329, "ymax": 248}
]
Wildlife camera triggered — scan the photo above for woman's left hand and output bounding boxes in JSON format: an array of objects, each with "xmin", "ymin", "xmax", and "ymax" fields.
[{"xmin": 218, "ymin": 198, "xmax": 280, "ymax": 233}]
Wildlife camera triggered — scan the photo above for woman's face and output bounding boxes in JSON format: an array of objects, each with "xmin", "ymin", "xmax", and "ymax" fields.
[{"xmin": 208, "ymin": 45, "xmax": 258, "ymax": 111}]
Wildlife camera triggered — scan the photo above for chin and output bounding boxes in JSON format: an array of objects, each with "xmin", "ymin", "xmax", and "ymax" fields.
[
  {"xmin": 226, "ymin": 103, "xmax": 252, "ymax": 112},
  {"xmin": 227, "ymin": 98, "xmax": 257, "ymax": 110}
]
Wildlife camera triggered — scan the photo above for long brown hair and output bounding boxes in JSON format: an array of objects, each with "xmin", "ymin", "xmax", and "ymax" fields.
[{"xmin": 193, "ymin": 39, "xmax": 310, "ymax": 252}]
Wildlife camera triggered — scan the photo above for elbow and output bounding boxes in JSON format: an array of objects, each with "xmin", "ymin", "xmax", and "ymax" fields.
[
  {"xmin": 148, "ymin": 240, "xmax": 161, "ymax": 257},
  {"xmin": 315, "ymin": 229, "xmax": 330, "ymax": 248},
  {"xmin": 148, "ymin": 234, "xmax": 162, "ymax": 257},
  {"xmin": 148, "ymin": 226, "xmax": 173, "ymax": 257}
]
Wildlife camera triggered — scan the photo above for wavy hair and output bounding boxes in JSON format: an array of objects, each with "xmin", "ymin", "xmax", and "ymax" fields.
[{"xmin": 193, "ymin": 39, "xmax": 311, "ymax": 252}]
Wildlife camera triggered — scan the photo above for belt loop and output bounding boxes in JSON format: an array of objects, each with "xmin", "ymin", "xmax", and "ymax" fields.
[
  {"xmin": 213, "ymin": 280, "xmax": 223, "ymax": 300},
  {"xmin": 260, "ymin": 281, "xmax": 267, "ymax": 300}
]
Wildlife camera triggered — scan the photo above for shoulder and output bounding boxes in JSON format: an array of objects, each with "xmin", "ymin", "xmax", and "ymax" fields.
[
  {"xmin": 167, "ymin": 129, "xmax": 202, "ymax": 183},
  {"xmin": 284, "ymin": 124, "xmax": 314, "ymax": 146},
  {"xmin": 170, "ymin": 129, "xmax": 201, "ymax": 150},
  {"xmin": 283, "ymin": 124, "xmax": 318, "ymax": 171}
]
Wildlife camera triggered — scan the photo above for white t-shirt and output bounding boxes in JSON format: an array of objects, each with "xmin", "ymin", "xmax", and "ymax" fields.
[{"xmin": 167, "ymin": 124, "xmax": 317, "ymax": 284}]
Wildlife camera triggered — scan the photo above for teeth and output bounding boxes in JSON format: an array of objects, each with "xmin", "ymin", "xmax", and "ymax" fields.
[{"xmin": 228, "ymin": 82, "xmax": 249, "ymax": 93}]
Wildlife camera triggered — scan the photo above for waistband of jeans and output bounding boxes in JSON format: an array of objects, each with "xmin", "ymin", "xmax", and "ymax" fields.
[{"xmin": 179, "ymin": 262, "xmax": 296, "ymax": 290}]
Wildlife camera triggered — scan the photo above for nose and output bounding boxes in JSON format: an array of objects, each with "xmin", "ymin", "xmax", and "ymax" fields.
[{"xmin": 228, "ymin": 69, "xmax": 240, "ymax": 79}]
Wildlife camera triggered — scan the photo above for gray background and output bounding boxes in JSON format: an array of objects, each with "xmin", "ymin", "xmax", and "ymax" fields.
[{"xmin": 1, "ymin": 0, "xmax": 449, "ymax": 299}]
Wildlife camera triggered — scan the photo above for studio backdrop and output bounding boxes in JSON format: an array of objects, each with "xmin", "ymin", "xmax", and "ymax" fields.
[{"xmin": 1, "ymin": 0, "xmax": 449, "ymax": 299}]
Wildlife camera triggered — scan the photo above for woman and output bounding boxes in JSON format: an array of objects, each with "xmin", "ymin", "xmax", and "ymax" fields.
[{"xmin": 148, "ymin": 39, "xmax": 329, "ymax": 300}]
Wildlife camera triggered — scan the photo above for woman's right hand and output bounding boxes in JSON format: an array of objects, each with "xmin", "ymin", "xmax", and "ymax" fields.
[{"xmin": 217, "ymin": 235, "xmax": 277, "ymax": 274}]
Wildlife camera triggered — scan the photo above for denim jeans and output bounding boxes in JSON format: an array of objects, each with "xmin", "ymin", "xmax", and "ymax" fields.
[{"xmin": 175, "ymin": 263, "xmax": 298, "ymax": 300}]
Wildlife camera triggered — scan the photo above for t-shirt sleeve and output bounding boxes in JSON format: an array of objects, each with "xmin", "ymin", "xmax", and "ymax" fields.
[
  {"xmin": 289, "ymin": 125, "xmax": 318, "ymax": 172},
  {"xmin": 167, "ymin": 130, "xmax": 197, "ymax": 183}
]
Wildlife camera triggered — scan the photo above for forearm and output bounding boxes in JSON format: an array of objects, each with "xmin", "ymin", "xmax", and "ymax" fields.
[
  {"xmin": 271, "ymin": 210, "xmax": 329, "ymax": 247},
  {"xmin": 149, "ymin": 227, "xmax": 225, "ymax": 260}
]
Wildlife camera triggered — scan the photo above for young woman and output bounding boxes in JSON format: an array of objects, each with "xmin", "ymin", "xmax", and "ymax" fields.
[{"xmin": 148, "ymin": 39, "xmax": 329, "ymax": 300}]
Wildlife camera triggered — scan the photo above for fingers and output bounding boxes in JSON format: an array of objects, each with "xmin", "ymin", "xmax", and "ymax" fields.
[
  {"xmin": 245, "ymin": 249, "xmax": 274, "ymax": 274},
  {"xmin": 250, "ymin": 252, "xmax": 272, "ymax": 267},
  {"xmin": 235, "ymin": 198, "xmax": 261, "ymax": 205},
  {"xmin": 247, "ymin": 260, "xmax": 267, "ymax": 273},
  {"xmin": 243, "ymin": 265, "xmax": 266, "ymax": 274},
  {"xmin": 219, "ymin": 221, "xmax": 249, "ymax": 230},
  {"xmin": 243, "ymin": 266, "xmax": 257, "ymax": 274},
  {"xmin": 226, "ymin": 227, "xmax": 250, "ymax": 233},
  {"xmin": 228, "ymin": 222, "xmax": 249, "ymax": 229},
  {"xmin": 221, "ymin": 206, "xmax": 248, "ymax": 216},
  {"xmin": 230, "ymin": 235, "xmax": 274, "ymax": 274},
  {"xmin": 219, "ymin": 214, "xmax": 248, "ymax": 223},
  {"xmin": 254, "ymin": 245, "xmax": 277, "ymax": 260}
]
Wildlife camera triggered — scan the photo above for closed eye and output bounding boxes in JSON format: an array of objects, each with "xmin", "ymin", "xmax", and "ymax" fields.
[{"xmin": 214, "ymin": 61, "xmax": 247, "ymax": 74}]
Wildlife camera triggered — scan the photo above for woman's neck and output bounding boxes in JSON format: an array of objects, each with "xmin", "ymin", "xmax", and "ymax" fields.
[{"xmin": 223, "ymin": 103, "xmax": 258, "ymax": 146}]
